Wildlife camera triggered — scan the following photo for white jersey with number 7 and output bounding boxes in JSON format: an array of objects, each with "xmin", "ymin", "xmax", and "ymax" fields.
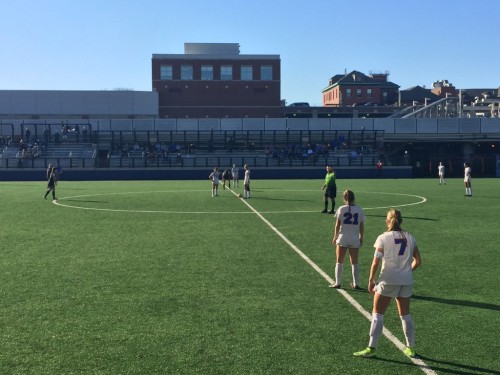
[{"xmin": 373, "ymin": 231, "xmax": 417, "ymax": 286}]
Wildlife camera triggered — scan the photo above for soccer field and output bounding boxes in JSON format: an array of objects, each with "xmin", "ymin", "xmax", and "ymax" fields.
[{"xmin": 1, "ymin": 178, "xmax": 499, "ymax": 374}]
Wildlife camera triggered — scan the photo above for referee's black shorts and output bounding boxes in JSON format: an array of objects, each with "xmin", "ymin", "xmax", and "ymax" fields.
[{"xmin": 324, "ymin": 184, "xmax": 337, "ymax": 198}]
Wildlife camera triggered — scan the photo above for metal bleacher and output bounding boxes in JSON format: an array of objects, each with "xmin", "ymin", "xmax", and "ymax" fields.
[{"xmin": 0, "ymin": 128, "xmax": 382, "ymax": 169}]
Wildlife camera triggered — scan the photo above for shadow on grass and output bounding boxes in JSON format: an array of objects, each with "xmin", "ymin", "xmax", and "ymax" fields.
[
  {"xmin": 418, "ymin": 354, "xmax": 500, "ymax": 375},
  {"xmin": 367, "ymin": 355, "xmax": 500, "ymax": 375},
  {"xmin": 412, "ymin": 294, "xmax": 500, "ymax": 311},
  {"xmin": 61, "ymin": 199, "xmax": 109, "ymax": 204},
  {"xmin": 365, "ymin": 213, "xmax": 439, "ymax": 222},
  {"xmin": 54, "ymin": 187, "xmax": 89, "ymax": 190},
  {"xmin": 252, "ymin": 196, "xmax": 314, "ymax": 202}
]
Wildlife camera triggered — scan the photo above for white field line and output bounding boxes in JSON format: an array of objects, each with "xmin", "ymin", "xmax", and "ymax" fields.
[
  {"xmin": 235, "ymin": 191, "xmax": 437, "ymax": 375},
  {"xmin": 53, "ymin": 189, "xmax": 426, "ymax": 213}
]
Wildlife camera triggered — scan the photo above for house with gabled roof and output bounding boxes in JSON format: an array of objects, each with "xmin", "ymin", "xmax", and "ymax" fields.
[{"xmin": 322, "ymin": 70, "xmax": 399, "ymax": 107}]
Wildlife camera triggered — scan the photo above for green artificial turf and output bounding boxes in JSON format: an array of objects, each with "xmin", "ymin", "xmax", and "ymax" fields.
[{"xmin": 0, "ymin": 178, "xmax": 499, "ymax": 374}]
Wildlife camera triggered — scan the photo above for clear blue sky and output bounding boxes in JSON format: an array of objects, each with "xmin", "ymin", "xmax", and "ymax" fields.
[{"xmin": 1, "ymin": 0, "xmax": 498, "ymax": 106}]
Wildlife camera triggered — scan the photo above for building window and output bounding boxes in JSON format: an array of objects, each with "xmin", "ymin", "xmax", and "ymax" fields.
[
  {"xmin": 201, "ymin": 65, "xmax": 213, "ymax": 80},
  {"xmin": 260, "ymin": 65, "xmax": 272, "ymax": 80},
  {"xmin": 357, "ymin": 89, "xmax": 362, "ymax": 97},
  {"xmin": 367, "ymin": 88, "xmax": 372, "ymax": 97},
  {"xmin": 346, "ymin": 89, "xmax": 352, "ymax": 98},
  {"xmin": 221, "ymin": 65, "xmax": 233, "ymax": 80},
  {"xmin": 241, "ymin": 65, "xmax": 253, "ymax": 80},
  {"xmin": 383, "ymin": 91, "xmax": 388, "ymax": 99},
  {"xmin": 160, "ymin": 65, "xmax": 172, "ymax": 80},
  {"xmin": 181, "ymin": 65, "xmax": 193, "ymax": 80}
]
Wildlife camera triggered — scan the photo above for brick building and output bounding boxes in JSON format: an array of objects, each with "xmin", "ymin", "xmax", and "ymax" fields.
[
  {"xmin": 152, "ymin": 43, "xmax": 281, "ymax": 118},
  {"xmin": 322, "ymin": 70, "xmax": 399, "ymax": 107}
]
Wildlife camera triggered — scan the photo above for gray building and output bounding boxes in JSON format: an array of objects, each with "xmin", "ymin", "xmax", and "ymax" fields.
[{"xmin": 0, "ymin": 90, "xmax": 158, "ymax": 119}]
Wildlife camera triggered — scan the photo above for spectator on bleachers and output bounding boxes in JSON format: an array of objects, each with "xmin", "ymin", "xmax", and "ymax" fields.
[
  {"xmin": 227, "ymin": 137, "xmax": 234, "ymax": 152},
  {"xmin": 18, "ymin": 138, "xmax": 26, "ymax": 151},
  {"xmin": 32, "ymin": 144, "xmax": 40, "ymax": 158},
  {"xmin": 265, "ymin": 145, "xmax": 271, "ymax": 158},
  {"xmin": 75, "ymin": 124, "xmax": 80, "ymax": 142},
  {"xmin": 62, "ymin": 125, "xmax": 68, "ymax": 143},
  {"xmin": 307, "ymin": 147, "xmax": 314, "ymax": 157},
  {"xmin": 82, "ymin": 126, "xmax": 88, "ymax": 142},
  {"xmin": 25, "ymin": 128, "xmax": 31, "ymax": 144},
  {"xmin": 155, "ymin": 141, "xmax": 162, "ymax": 153},
  {"xmin": 43, "ymin": 127, "xmax": 50, "ymax": 144}
]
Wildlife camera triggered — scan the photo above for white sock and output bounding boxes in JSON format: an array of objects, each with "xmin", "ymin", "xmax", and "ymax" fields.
[
  {"xmin": 369, "ymin": 313, "xmax": 384, "ymax": 348},
  {"xmin": 400, "ymin": 314, "xmax": 415, "ymax": 347},
  {"xmin": 335, "ymin": 263, "xmax": 343, "ymax": 285},
  {"xmin": 352, "ymin": 264, "xmax": 359, "ymax": 286}
]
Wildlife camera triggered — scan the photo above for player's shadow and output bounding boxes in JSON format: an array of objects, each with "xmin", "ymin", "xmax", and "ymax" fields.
[
  {"xmin": 412, "ymin": 294, "xmax": 500, "ymax": 311},
  {"xmin": 370, "ymin": 356, "xmax": 500, "ymax": 375},
  {"xmin": 365, "ymin": 213, "xmax": 438, "ymax": 222},
  {"xmin": 255, "ymin": 196, "xmax": 313, "ymax": 202},
  {"xmin": 61, "ymin": 199, "xmax": 109, "ymax": 204},
  {"xmin": 418, "ymin": 354, "xmax": 500, "ymax": 375}
]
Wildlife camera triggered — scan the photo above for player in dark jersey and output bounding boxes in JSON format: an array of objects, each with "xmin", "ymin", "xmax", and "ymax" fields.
[{"xmin": 43, "ymin": 166, "xmax": 58, "ymax": 201}]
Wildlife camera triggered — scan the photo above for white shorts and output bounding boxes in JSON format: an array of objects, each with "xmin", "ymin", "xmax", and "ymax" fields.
[
  {"xmin": 336, "ymin": 234, "xmax": 361, "ymax": 248},
  {"xmin": 375, "ymin": 283, "xmax": 413, "ymax": 298}
]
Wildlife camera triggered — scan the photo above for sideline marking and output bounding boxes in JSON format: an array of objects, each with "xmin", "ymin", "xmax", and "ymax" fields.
[
  {"xmin": 234, "ymin": 191, "xmax": 436, "ymax": 375},
  {"xmin": 53, "ymin": 189, "xmax": 426, "ymax": 213}
]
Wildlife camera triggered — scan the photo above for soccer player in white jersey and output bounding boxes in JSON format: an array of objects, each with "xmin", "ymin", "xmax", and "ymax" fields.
[
  {"xmin": 243, "ymin": 164, "xmax": 251, "ymax": 198},
  {"xmin": 464, "ymin": 162, "xmax": 472, "ymax": 196},
  {"xmin": 329, "ymin": 190, "xmax": 365, "ymax": 290},
  {"xmin": 208, "ymin": 167, "xmax": 220, "ymax": 197},
  {"xmin": 438, "ymin": 161, "xmax": 446, "ymax": 185},
  {"xmin": 231, "ymin": 164, "xmax": 239, "ymax": 188},
  {"xmin": 354, "ymin": 208, "xmax": 421, "ymax": 359}
]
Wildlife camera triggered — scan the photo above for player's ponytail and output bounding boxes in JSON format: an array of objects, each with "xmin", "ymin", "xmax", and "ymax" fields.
[
  {"xmin": 386, "ymin": 208, "xmax": 403, "ymax": 232},
  {"xmin": 343, "ymin": 190, "xmax": 355, "ymax": 212}
]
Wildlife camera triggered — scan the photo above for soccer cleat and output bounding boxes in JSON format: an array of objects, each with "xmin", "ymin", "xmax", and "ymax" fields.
[
  {"xmin": 403, "ymin": 347, "xmax": 416, "ymax": 358},
  {"xmin": 353, "ymin": 347, "xmax": 376, "ymax": 357},
  {"xmin": 321, "ymin": 209, "xmax": 327, "ymax": 213},
  {"xmin": 328, "ymin": 210, "xmax": 335, "ymax": 215},
  {"xmin": 350, "ymin": 283, "xmax": 362, "ymax": 290},
  {"xmin": 329, "ymin": 283, "xmax": 341, "ymax": 289}
]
